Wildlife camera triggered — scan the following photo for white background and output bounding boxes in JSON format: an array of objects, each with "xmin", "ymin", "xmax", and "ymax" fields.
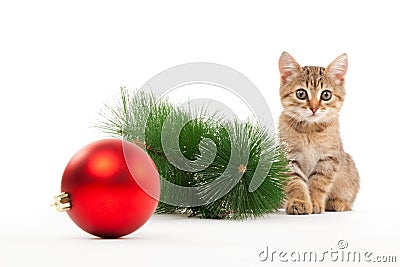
[{"xmin": 1, "ymin": 1, "xmax": 399, "ymax": 266}]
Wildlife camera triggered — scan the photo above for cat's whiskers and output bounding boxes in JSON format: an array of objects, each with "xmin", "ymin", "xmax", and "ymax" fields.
[{"xmin": 285, "ymin": 111, "xmax": 305, "ymax": 130}]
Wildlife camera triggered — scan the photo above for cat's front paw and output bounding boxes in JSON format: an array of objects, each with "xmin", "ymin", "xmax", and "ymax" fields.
[
  {"xmin": 286, "ymin": 199, "xmax": 312, "ymax": 215},
  {"xmin": 325, "ymin": 199, "xmax": 351, "ymax": 212},
  {"xmin": 311, "ymin": 200, "xmax": 325, "ymax": 214}
]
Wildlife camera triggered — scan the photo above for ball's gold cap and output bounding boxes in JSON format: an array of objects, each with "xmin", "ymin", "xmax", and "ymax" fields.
[{"xmin": 51, "ymin": 192, "xmax": 71, "ymax": 212}]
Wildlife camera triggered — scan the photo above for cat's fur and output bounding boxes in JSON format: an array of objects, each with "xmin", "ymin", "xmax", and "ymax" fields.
[{"xmin": 278, "ymin": 52, "xmax": 360, "ymax": 215}]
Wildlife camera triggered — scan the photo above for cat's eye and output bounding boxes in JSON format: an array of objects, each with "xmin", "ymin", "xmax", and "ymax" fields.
[
  {"xmin": 321, "ymin": 90, "xmax": 332, "ymax": 101},
  {"xmin": 296, "ymin": 89, "xmax": 308, "ymax": 100}
]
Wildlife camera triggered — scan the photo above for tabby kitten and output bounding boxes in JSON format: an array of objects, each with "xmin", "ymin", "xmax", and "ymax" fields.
[{"xmin": 278, "ymin": 52, "xmax": 360, "ymax": 215}]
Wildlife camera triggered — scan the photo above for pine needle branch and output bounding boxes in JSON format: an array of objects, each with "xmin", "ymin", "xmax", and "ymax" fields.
[{"xmin": 97, "ymin": 88, "xmax": 289, "ymax": 219}]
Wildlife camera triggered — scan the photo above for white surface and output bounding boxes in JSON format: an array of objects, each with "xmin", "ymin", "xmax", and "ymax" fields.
[
  {"xmin": 1, "ymin": 211, "xmax": 399, "ymax": 267},
  {"xmin": 1, "ymin": 0, "xmax": 400, "ymax": 266}
]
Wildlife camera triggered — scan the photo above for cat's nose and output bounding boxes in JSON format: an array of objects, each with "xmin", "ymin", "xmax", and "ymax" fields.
[{"xmin": 310, "ymin": 107, "xmax": 318, "ymax": 114}]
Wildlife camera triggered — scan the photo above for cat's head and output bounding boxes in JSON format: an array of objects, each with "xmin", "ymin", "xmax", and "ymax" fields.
[{"xmin": 279, "ymin": 52, "xmax": 347, "ymax": 124}]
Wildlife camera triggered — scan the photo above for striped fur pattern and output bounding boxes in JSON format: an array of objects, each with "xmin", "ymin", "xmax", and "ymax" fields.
[{"xmin": 278, "ymin": 52, "xmax": 360, "ymax": 215}]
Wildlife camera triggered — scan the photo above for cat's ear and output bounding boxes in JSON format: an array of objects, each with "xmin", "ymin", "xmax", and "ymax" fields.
[
  {"xmin": 279, "ymin": 52, "xmax": 301, "ymax": 85},
  {"xmin": 326, "ymin": 54, "xmax": 348, "ymax": 86}
]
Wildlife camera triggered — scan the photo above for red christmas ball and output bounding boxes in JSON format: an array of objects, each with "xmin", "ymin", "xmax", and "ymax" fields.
[{"xmin": 55, "ymin": 139, "xmax": 160, "ymax": 238}]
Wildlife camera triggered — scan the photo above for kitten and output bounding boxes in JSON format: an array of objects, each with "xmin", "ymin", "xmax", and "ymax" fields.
[{"xmin": 278, "ymin": 52, "xmax": 360, "ymax": 215}]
